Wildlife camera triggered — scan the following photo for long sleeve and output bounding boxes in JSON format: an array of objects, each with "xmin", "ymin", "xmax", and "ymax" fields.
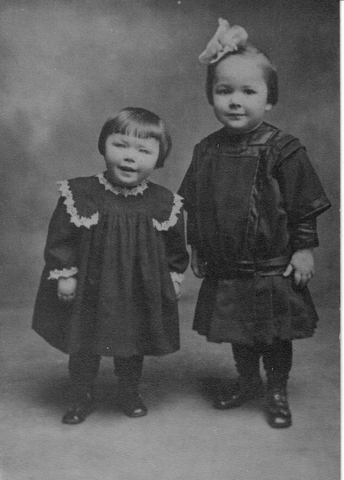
[
  {"xmin": 275, "ymin": 143, "xmax": 331, "ymax": 252},
  {"xmin": 44, "ymin": 197, "xmax": 81, "ymax": 278},
  {"xmin": 177, "ymin": 144, "xmax": 200, "ymax": 248},
  {"xmin": 275, "ymin": 145, "xmax": 331, "ymax": 223},
  {"xmin": 162, "ymin": 206, "xmax": 189, "ymax": 277}
]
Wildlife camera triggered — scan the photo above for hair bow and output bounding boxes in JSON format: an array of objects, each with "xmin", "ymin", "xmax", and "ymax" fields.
[{"xmin": 199, "ymin": 18, "xmax": 248, "ymax": 65}]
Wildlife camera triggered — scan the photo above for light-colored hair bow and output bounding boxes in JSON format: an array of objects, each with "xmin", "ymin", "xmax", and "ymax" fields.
[{"xmin": 199, "ymin": 18, "xmax": 248, "ymax": 65}]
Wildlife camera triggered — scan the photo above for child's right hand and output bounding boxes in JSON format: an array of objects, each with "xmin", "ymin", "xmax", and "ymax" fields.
[
  {"xmin": 191, "ymin": 248, "xmax": 207, "ymax": 278},
  {"xmin": 172, "ymin": 280, "xmax": 181, "ymax": 301},
  {"xmin": 57, "ymin": 277, "xmax": 77, "ymax": 302}
]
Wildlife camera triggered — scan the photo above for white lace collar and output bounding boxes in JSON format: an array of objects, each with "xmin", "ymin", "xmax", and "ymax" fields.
[{"xmin": 96, "ymin": 172, "xmax": 149, "ymax": 197}]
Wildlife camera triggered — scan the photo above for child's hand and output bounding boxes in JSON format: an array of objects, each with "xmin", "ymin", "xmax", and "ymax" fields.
[
  {"xmin": 283, "ymin": 249, "xmax": 314, "ymax": 288},
  {"xmin": 58, "ymin": 277, "xmax": 77, "ymax": 302},
  {"xmin": 173, "ymin": 280, "xmax": 181, "ymax": 301},
  {"xmin": 191, "ymin": 248, "xmax": 207, "ymax": 278}
]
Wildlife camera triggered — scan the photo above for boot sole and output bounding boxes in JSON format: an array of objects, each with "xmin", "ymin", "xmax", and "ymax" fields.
[
  {"xmin": 213, "ymin": 389, "xmax": 264, "ymax": 410},
  {"xmin": 62, "ymin": 404, "xmax": 96, "ymax": 425}
]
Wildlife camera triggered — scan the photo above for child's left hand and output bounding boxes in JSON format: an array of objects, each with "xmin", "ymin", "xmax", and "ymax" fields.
[
  {"xmin": 173, "ymin": 280, "xmax": 181, "ymax": 301},
  {"xmin": 283, "ymin": 249, "xmax": 314, "ymax": 288}
]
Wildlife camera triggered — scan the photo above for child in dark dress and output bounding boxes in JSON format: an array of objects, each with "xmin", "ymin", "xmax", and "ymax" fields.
[
  {"xmin": 33, "ymin": 107, "xmax": 189, "ymax": 424},
  {"xmin": 178, "ymin": 19, "xmax": 331, "ymax": 428}
]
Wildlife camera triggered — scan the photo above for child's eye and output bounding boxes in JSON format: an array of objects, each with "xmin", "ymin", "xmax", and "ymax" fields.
[
  {"xmin": 215, "ymin": 88, "xmax": 232, "ymax": 95},
  {"xmin": 113, "ymin": 143, "xmax": 125, "ymax": 148},
  {"xmin": 139, "ymin": 149, "xmax": 149, "ymax": 154},
  {"xmin": 244, "ymin": 89, "xmax": 256, "ymax": 95}
]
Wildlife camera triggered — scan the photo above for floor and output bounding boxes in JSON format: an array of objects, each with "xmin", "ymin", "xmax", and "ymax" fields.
[{"xmin": 1, "ymin": 276, "xmax": 340, "ymax": 480}]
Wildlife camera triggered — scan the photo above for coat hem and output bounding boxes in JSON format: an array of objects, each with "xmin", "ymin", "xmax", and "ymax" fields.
[{"xmin": 192, "ymin": 327, "xmax": 316, "ymax": 345}]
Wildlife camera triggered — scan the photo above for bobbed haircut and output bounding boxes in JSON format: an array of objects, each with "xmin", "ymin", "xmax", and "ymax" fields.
[
  {"xmin": 206, "ymin": 44, "xmax": 278, "ymax": 107},
  {"xmin": 98, "ymin": 107, "xmax": 172, "ymax": 169}
]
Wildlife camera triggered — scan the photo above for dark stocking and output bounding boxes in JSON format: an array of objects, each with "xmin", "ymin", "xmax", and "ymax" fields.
[
  {"xmin": 113, "ymin": 355, "xmax": 144, "ymax": 388},
  {"xmin": 68, "ymin": 350, "xmax": 101, "ymax": 398},
  {"xmin": 232, "ymin": 343, "xmax": 261, "ymax": 381},
  {"xmin": 262, "ymin": 339, "xmax": 292, "ymax": 389}
]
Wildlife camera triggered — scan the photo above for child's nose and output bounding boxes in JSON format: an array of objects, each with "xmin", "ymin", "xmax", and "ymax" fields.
[
  {"xmin": 124, "ymin": 150, "xmax": 136, "ymax": 162},
  {"xmin": 229, "ymin": 92, "xmax": 241, "ymax": 106}
]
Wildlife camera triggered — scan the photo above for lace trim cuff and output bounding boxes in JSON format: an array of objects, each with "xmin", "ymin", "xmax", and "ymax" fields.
[
  {"xmin": 153, "ymin": 193, "xmax": 183, "ymax": 231},
  {"xmin": 58, "ymin": 180, "xmax": 99, "ymax": 229},
  {"xmin": 170, "ymin": 271, "xmax": 184, "ymax": 284},
  {"xmin": 48, "ymin": 267, "xmax": 78, "ymax": 280}
]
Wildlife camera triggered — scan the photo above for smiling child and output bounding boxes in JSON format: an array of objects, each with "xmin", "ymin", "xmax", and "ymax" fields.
[{"xmin": 33, "ymin": 107, "xmax": 189, "ymax": 424}]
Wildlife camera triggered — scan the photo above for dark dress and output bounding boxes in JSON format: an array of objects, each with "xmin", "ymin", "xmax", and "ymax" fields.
[
  {"xmin": 32, "ymin": 173, "xmax": 189, "ymax": 356},
  {"xmin": 178, "ymin": 122, "xmax": 331, "ymax": 346}
]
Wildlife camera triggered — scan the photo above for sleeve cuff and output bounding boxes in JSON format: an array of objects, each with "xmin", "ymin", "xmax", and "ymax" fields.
[
  {"xmin": 170, "ymin": 272, "xmax": 185, "ymax": 284},
  {"xmin": 290, "ymin": 219, "xmax": 319, "ymax": 252},
  {"xmin": 48, "ymin": 267, "xmax": 78, "ymax": 280}
]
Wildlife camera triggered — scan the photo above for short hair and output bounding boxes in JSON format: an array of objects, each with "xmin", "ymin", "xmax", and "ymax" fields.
[
  {"xmin": 205, "ymin": 44, "xmax": 278, "ymax": 106},
  {"xmin": 98, "ymin": 107, "xmax": 172, "ymax": 168}
]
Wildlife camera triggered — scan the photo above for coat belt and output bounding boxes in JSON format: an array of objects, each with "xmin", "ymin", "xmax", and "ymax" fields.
[{"xmin": 207, "ymin": 255, "xmax": 289, "ymax": 278}]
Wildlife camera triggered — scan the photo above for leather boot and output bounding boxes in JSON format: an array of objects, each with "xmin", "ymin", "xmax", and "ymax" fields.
[
  {"xmin": 114, "ymin": 355, "xmax": 147, "ymax": 418},
  {"xmin": 117, "ymin": 381, "xmax": 148, "ymax": 418},
  {"xmin": 62, "ymin": 351, "xmax": 100, "ymax": 425},
  {"xmin": 62, "ymin": 385, "xmax": 96, "ymax": 425},
  {"xmin": 265, "ymin": 386, "xmax": 292, "ymax": 428},
  {"xmin": 213, "ymin": 343, "xmax": 264, "ymax": 409},
  {"xmin": 262, "ymin": 339, "xmax": 292, "ymax": 428},
  {"xmin": 213, "ymin": 375, "xmax": 264, "ymax": 409}
]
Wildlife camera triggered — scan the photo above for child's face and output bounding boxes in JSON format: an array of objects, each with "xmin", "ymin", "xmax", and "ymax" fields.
[
  {"xmin": 104, "ymin": 133, "xmax": 159, "ymax": 187},
  {"xmin": 212, "ymin": 54, "xmax": 272, "ymax": 134}
]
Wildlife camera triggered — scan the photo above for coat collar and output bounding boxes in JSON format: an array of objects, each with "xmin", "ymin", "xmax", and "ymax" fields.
[{"xmin": 216, "ymin": 122, "xmax": 279, "ymax": 146}]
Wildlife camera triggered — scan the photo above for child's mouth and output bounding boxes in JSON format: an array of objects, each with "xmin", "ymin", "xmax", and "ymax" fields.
[{"xmin": 119, "ymin": 166, "xmax": 136, "ymax": 172}]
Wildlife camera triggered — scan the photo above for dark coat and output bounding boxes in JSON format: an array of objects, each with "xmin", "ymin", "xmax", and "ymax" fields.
[
  {"xmin": 178, "ymin": 122, "xmax": 331, "ymax": 345},
  {"xmin": 32, "ymin": 174, "xmax": 189, "ymax": 356}
]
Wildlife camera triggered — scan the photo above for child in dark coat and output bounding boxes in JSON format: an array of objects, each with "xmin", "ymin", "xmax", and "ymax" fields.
[
  {"xmin": 33, "ymin": 107, "xmax": 189, "ymax": 424},
  {"xmin": 178, "ymin": 19, "xmax": 331, "ymax": 428}
]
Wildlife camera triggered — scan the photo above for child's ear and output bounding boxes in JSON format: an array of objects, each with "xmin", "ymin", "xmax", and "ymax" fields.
[{"xmin": 265, "ymin": 103, "xmax": 273, "ymax": 112}]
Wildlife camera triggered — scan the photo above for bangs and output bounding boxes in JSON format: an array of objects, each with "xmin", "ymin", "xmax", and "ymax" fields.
[
  {"xmin": 110, "ymin": 107, "xmax": 165, "ymax": 141},
  {"xmin": 116, "ymin": 120, "xmax": 162, "ymax": 141}
]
